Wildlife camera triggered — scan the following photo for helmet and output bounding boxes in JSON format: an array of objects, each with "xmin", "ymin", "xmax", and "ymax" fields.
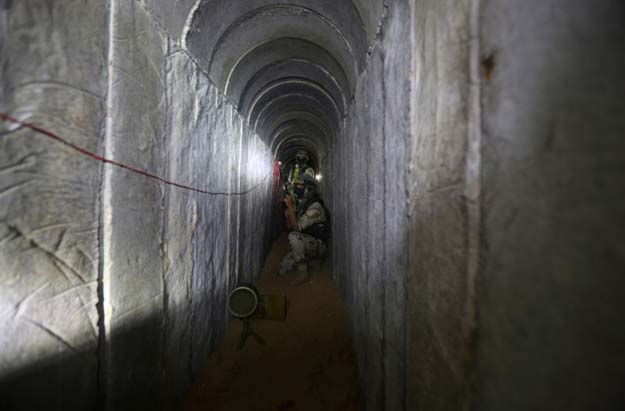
[{"xmin": 295, "ymin": 150, "xmax": 309, "ymax": 167}]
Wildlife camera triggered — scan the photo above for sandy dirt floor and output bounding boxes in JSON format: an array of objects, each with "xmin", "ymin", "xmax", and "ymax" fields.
[{"xmin": 182, "ymin": 233, "xmax": 363, "ymax": 411}]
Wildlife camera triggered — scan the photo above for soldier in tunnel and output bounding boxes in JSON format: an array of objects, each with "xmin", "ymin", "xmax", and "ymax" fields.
[
  {"xmin": 278, "ymin": 173, "xmax": 330, "ymax": 285},
  {"xmin": 287, "ymin": 150, "xmax": 312, "ymax": 198}
]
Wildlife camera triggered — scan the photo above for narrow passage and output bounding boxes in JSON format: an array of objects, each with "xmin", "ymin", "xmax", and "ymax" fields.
[{"xmin": 183, "ymin": 234, "xmax": 362, "ymax": 411}]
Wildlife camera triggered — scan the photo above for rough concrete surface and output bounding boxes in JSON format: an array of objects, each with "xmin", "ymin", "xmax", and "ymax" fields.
[
  {"xmin": 0, "ymin": 1, "xmax": 107, "ymax": 409},
  {"xmin": 476, "ymin": 1, "xmax": 625, "ymax": 410},
  {"xmin": 104, "ymin": 2, "xmax": 167, "ymax": 406},
  {"xmin": 1, "ymin": 1, "xmax": 273, "ymax": 410},
  {"xmin": 406, "ymin": 0, "xmax": 473, "ymax": 409},
  {"xmin": 2, "ymin": 0, "xmax": 625, "ymax": 410},
  {"xmin": 332, "ymin": 1, "xmax": 410, "ymax": 410}
]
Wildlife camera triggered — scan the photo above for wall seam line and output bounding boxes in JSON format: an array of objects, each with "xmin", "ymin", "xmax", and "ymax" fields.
[
  {"xmin": 380, "ymin": 49, "xmax": 388, "ymax": 411},
  {"xmin": 463, "ymin": 0, "xmax": 483, "ymax": 409},
  {"xmin": 159, "ymin": 34, "xmax": 172, "ymax": 401},
  {"xmin": 97, "ymin": 0, "xmax": 117, "ymax": 409}
]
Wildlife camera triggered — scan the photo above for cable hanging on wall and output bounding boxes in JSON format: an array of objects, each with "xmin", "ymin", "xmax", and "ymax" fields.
[{"xmin": 0, "ymin": 112, "xmax": 271, "ymax": 196}]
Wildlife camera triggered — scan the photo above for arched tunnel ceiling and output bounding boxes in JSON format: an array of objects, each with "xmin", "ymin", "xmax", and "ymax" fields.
[
  {"xmin": 186, "ymin": 0, "xmax": 384, "ymax": 169},
  {"xmin": 246, "ymin": 80, "xmax": 342, "ymax": 131},
  {"xmin": 271, "ymin": 121, "xmax": 330, "ymax": 159},
  {"xmin": 230, "ymin": 40, "xmax": 349, "ymax": 113},
  {"xmin": 263, "ymin": 110, "xmax": 333, "ymax": 148}
]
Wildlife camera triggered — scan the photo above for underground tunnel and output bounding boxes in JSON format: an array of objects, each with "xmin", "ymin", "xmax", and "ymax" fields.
[{"xmin": 1, "ymin": 0, "xmax": 625, "ymax": 410}]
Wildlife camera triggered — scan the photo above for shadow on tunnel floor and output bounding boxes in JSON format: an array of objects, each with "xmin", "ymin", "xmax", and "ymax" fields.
[{"xmin": 182, "ymin": 233, "xmax": 363, "ymax": 411}]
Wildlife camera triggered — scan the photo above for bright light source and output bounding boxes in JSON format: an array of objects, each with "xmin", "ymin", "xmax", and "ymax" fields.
[{"xmin": 315, "ymin": 174, "xmax": 322, "ymax": 182}]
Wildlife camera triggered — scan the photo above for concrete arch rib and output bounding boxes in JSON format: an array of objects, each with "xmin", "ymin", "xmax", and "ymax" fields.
[
  {"xmin": 271, "ymin": 121, "xmax": 329, "ymax": 157},
  {"xmin": 275, "ymin": 137, "xmax": 327, "ymax": 169},
  {"xmin": 261, "ymin": 111, "xmax": 333, "ymax": 147},
  {"xmin": 232, "ymin": 55, "xmax": 348, "ymax": 115},
  {"xmin": 246, "ymin": 81, "xmax": 341, "ymax": 132},
  {"xmin": 254, "ymin": 95, "xmax": 336, "ymax": 138},
  {"xmin": 186, "ymin": 0, "xmax": 368, "ymax": 80},
  {"xmin": 242, "ymin": 77, "xmax": 343, "ymax": 124},
  {"xmin": 272, "ymin": 130, "xmax": 329, "ymax": 160},
  {"xmin": 250, "ymin": 94, "xmax": 339, "ymax": 140},
  {"xmin": 350, "ymin": 0, "xmax": 386, "ymax": 43},
  {"xmin": 206, "ymin": 4, "xmax": 360, "ymax": 92},
  {"xmin": 224, "ymin": 37, "xmax": 351, "ymax": 101}
]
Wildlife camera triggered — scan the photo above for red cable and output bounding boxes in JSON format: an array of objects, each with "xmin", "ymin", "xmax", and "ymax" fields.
[{"xmin": 0, "ymin": 112, "xmax": 269, "ymax": 196}]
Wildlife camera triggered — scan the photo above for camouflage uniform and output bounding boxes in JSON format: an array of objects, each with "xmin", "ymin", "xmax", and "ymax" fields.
[{"xmin": 278, "ymin": 202, "xmax": 327, "ymax": 276}]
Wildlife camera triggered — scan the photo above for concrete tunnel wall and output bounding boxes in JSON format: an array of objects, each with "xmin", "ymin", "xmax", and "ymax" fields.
[
  {"xmin": 1, "ymin": 0, "xmax": 625, "ymax": 410},
  {"xmin": 336, "ymin": 0, "xmax": 625, "ymax": 410},
  {"xmin": 0, "ymin": 1, "xmax": 273, "ymax": 409}
]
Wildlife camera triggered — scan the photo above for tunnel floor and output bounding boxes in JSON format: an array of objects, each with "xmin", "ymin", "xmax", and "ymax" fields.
[{"xmin": 182, "ymin": 233, "xmax": 362, "ymax": 411}]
